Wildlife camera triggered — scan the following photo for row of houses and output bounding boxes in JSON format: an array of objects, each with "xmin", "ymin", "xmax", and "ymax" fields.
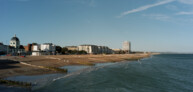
[
  {"xmin": 0, "ymin": 35, "xmax": 25, "ymax": 56},
  {"xmin": 0, "ymin": 35, "xmax": 56, "ymax": 56},
  {"xmin": 65, "ymin": 42, "xmax": 131, "ymax": 54},
  {"xmin": 0, "ymin": 35, "xmax": 131, "ymax": 56},
  {"xmin": 0, "ymin": 44, "xmax": 25, "ymax": 56},
  {"xmin": 65, "ymin": 45, "xmax": 113, "ymax": 54}
]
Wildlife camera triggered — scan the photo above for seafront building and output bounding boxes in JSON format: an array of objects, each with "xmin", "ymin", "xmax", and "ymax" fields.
[
  {"xmin": 0, "ymin": 35, "xmax": 25, "ymax": 55},
  {"xmin": 0, "ymin": 43, "xmax": 8, "ymax": 55},
  {"xmin": 65, "ymin": 46, "xmax": 78, "ymax": 51},
  {"xmin": 32, "ymin": 43, "xmax": 56, "ymax": 56},
  {"xmin": 1, "ymin": 34, "xmax": 131, "ymax": 55},
  {"xmin": 98, "ymin": 46, "xmax": 113, "ymax": 54},
  {"xmin": 112, "ymin": 41, "xmax": 132, "ymax": 54},
  {"xmin": 24, "ymin": 44, "xmax": 33, "ymax": 55},
  {"xmin": 1, "ymin": 35, "xmax": 56, "ymax": 56},
  {"xmin": 78, "ymin": 44, "xmax": 113, "ymax": 54},
  {"xmin": 112, "ymin": 49, "xmax": 122, "ymax": 54},
  {"xmin": 78, "ymin": 45, "xmax": 98, "ymax": 54},
  {"xmin": 6, "ymin": 35, "xmax": 25, "ymax": 55},
  {"xmin": 122, "ymin": 41, "xmax": 131, "ymax": 53}
]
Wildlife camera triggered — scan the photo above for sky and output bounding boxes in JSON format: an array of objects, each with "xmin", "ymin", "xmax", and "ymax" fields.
[{"xmin": 1, "ymin": 0, "xmax": 193, "ymax": 53}]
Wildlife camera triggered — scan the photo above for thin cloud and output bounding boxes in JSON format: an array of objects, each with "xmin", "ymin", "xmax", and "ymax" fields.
[
  {"xmin": 143, "ymin": 14, "xmax": 170, "ymax": 21},
  {"xmin": 178, "ymin": 0, "xmax": 193, "ymax": 4},
  {"xmin": 79, "ymin": 0, "xmax": 96, "ymax": 7},
  {"xmin": 176, "ymin": 11, "xmax": 193, "ymax": 15},
  {"xmin": 118, "ymin": 0, "xmax": 175, "ymax": 18},
  {"xmin": 165, "ymin": 5, "xmax": 178, "ymax": 11}
]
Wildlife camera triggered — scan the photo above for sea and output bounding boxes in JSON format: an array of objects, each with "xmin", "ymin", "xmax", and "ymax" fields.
[{"xmin": 1, "ymin": 54, "xmax": 193, "ymax": 92}]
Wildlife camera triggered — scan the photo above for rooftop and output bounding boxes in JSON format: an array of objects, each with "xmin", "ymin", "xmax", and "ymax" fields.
[
  {"xmin": 80, "ymin": 44, "xmax": 97, "ymax": 46},
  {"xmin": 11, "ymin": 34, "xmax": 20, "ymax": 41}
]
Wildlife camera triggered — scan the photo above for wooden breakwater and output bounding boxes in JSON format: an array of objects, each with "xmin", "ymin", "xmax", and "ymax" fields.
[
  {"xmin": 0, "ymin": 78, "xmax": 32, "ymax": 88},
  {"xmin": 43, "ymin": 66, "xmax": 68, "ymax": 73}
]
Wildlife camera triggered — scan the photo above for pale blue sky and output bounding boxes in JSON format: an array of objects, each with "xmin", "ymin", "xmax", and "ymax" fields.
[{"xmin": 1, "ymin": 0, "xmax": 193, "ymax": 52}]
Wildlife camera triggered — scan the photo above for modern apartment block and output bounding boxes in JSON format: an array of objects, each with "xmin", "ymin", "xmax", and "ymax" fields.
[
  {"xmin": 78, "ymin": 44, "xmax": 113, "ymax": 54},
  {"xmin": 122, "ymin": 41, "xmax": 131, "ymax": 53},
  {"xmin": 98, "ymin": 46, "xmax": 113, "ymax": 54}
]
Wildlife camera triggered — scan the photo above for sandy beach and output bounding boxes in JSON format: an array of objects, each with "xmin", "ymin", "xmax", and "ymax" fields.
[{"xmin": 0, "ymin": 53, "xmax": 156, "ymax": 78}]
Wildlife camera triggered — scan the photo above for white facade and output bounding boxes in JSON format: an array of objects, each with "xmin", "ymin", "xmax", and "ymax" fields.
[
  {"xmin": 10, "ymin": 40, "xmax": 20, "ymax": 48},
  {"xmin": 78, "ymin": 45, "xmax": 98, "ymax": 54},
  {"xmin": 33, "ymin": 45, "xmax": 40, "ymax": 51},
  {"xmin": 10, "ymin": 34, "xmax": 20, "ymax": 48},
  {"xmin": 9, "ymin": 35, "xmax": 25, "ymax": 55},
  {"xmin": 32, "ymin": 45, "xmax": 40, "ymax": 56},
  {"xmin": 98, "ymin": 46, "xmax": 112, "ymax": 54},
  {"xmin": 78, "ymin": 45, "xmax": 113, "ymax": 54},
  {"xmin": 40, "ymin": 43, "xmax": 56, "ymax": 52},
  {"xmin": 32, "ymin": 43, "xmax": 56, "ymax": 56},
  {"xmin": 32, "ymin": 52, "xmax": 41, "ymax": 56},
  {"xmin": 122, "ymin": 41, "xmax": 131, "ymax": 53}
]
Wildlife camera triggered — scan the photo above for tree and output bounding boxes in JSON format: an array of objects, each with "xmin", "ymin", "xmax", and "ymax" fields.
[
  {"xmin": 78, "ymin": 50, "xmax": 87, "ymax": 54},
  {"xmin": 61, "ymin": 47, "xmax": 68, "ymax": 54},
  {"xmin": 56, "ymin": 46, "xmax": 62, "ymax": 54},
  {"xmin": 32, "ymin": 43, "xmax": 38, "ymax": 45}
]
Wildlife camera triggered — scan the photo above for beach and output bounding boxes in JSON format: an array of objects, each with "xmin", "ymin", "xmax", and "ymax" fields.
[{"xmin": 0, "ymin": 53, "xmax": 155, "ymax": 78}]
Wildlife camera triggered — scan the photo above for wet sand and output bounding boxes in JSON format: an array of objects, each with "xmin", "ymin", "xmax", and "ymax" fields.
[{"xmin": 0, "ymin": 53, "xmax": 156, "ymax": 78}]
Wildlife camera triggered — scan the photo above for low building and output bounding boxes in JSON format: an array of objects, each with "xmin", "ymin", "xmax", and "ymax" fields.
[
  {"xmin": 24, "ymin": 44, "xmax": 33, "ymax": 55},
  {"xmin": 8, "ymin": 35, "xmax": 25, "ymax": 55},
  {"xmin": 65, "ymin": 46, "xmax": 78, "ymax": 51},
  {"xmin": 32, "ymin": 43, "xmax": 56, "ymax": 56},
  {"xmin": 32, "ymin": 45, "xmax": 41, "ymax": 56},
  {"xmin": 24, "ymin": 44, "xmax": 32, "ymax": 52},
  {"xmin": 9, "ymin": 45, "xmax": 25, "ymax": 55},
  {"xmin": 112, "ymin": 49, "xmax": 122, "ymax": 54},
  {"xmin": 0, "ymin": 43, "xmax": 8, "ymax": 55}
]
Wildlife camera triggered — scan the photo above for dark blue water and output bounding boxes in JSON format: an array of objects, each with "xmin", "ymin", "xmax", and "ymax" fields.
[{"xmin": 1, "ymin": 54, "xmax": 193, "ymax": 92}]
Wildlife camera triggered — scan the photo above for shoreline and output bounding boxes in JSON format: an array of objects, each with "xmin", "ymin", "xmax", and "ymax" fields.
[{"xmin": 0, "ymin": 53, "xmax": 158, "ymax": 79}]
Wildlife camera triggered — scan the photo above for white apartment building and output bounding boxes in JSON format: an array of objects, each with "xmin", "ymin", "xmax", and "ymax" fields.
[
  {"xmin": 32, "ymin": 45, "xmax": 40, "ymax": 56},
  {"xmin": 78, "ymin": 44, "xmax": 113, "ymax": 54},
  {"xmin": 122, "ymin": 41, "xmax": 131, "ymax": 53},
  {"xmin": 98, "ymin": 46, "xmax": 113, "ymax": 54},
  {"xmin": 78, "ymin": 45, "xmax": 98, "ymax": 54},
  {"xmin": 32, "ymin": 43, "xmax": 56, "ymax": 56}
]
